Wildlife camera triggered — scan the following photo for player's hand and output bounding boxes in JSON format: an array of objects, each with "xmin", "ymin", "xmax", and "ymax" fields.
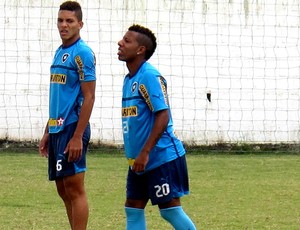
[
  {"xmin": 64, "ymin": 135, "xmax": 83, "ymax": 162},
  {"xmin": 132, "ymin": 151, "xmax": 149, "ymax": 172},
  {"xmin": 39, "ymin": 133, "xmax": 49, "ymax": 157}
]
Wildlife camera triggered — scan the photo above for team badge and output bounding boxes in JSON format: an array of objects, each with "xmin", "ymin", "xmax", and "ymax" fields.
[
  {"xmin": 62, "ymin": 53, "xmax": 69, "ymax": 63},
  {"xmin": 131, "ymin": 82, "xmax": 138, "ymax": 93}
]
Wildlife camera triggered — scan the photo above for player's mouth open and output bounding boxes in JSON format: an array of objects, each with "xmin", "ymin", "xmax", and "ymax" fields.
[{"xmin": 60, "ymin": 30, "xmax": 68, "ymax": 35}]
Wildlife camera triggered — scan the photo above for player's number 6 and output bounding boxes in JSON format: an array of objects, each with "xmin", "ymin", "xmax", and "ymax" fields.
[{"xmin": 56, "ymin": 159, "xmax": 63, "ymax": 171}]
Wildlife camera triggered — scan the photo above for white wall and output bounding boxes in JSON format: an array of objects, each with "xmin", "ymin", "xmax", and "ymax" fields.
[{"xmin": 0, "ymin": 0, "xmax": 299, "ymax": 145}]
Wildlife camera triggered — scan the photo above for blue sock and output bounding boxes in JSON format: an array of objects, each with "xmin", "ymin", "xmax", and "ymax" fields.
[
  {"xmin": 125, "ymin": 207, "xmax": 146, "ymax": 230},
  {"xmin": 160, "ymin": 206, "xmax": 196, "ymax": 230}
]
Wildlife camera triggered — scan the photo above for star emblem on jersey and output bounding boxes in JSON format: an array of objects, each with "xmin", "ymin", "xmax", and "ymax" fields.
[
  {"xmin": 57, "ymin": 117, "xmax": 65, "ymax": 126},
  {"xmin": 62, "ymin": 53, "xmax": 69, "ymax": 63},
  {"xmin": 131, "ymin": 82, "xmax": 137, "ymax": 93}
]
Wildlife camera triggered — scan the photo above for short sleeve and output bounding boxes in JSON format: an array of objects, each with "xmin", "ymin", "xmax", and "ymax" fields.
[
  {"xmin": 139, "ymin": 70, "xmax": 169, "ymax": 113},
  {"xmin": 75, "ymin": 46, "xmax": 96, "ymax": 82}
]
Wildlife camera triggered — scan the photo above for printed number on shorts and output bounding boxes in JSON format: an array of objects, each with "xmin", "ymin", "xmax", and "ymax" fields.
[
  {"xmin": 56, "ymin": 159, "xmax": 62, "ymax": 171},
  {"xmin": 154, "ymin": 183, "xmax": 170, "ymax": 197}
]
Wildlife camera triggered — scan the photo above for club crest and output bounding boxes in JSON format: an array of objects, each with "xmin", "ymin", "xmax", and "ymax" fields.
[
  {"xmin": 131, "ymin": 82, "xmax": 138, "ymax": 93},
  {"xmin": 62, "ymin": 53, "xmax": 70, "ymax": 63}
]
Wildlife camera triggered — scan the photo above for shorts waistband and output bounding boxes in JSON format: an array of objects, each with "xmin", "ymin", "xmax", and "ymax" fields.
[{"xmin": 128, "ymin": 158, "xmax": 135, "ymax": 166}]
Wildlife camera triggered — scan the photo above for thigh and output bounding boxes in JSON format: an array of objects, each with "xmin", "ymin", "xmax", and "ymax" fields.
[
  {"xmin": 55, "ymin": 172, "xmax": 86, "ymax": 200},
  {"xmin": 126, "ymin": 167, "xmax": 149, "ymax": 201},
  {"xmin": 148, "ymin": 155, "xmax": 190, "ymax": 205},
  {"xmin": 63, "ymin": 172, "xmax": 86, "ymax": 196},
  {"xmin": 48, "ymin": 123, "xmax": 90, "ymax": 181}
]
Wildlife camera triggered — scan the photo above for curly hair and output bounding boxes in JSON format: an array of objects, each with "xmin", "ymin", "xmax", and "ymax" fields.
[
  {"xmin": 128, "ymin": 24, "xmax": 157, "ymax": 60},
  {"xmin": 59, "ymin": 1, "xmax": 82, "ymax": 21}
]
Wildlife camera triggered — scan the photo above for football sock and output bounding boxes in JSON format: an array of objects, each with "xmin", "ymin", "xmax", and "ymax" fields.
[
  {"xmin": 125, "ymin": 207, "xmax": 146, "ymax": 230},
  {"xmin": 160, "ymin": 206, "xmax": 196, "ymax": 230}
]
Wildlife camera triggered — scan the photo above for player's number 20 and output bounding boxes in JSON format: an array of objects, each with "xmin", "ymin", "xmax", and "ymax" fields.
[{"xmin": 154, "ymin": 183, "xmax": 170, "ymax": 197}]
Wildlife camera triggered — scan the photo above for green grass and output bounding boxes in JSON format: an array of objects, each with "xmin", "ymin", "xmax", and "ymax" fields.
[{"xmin": 0, "ymin": 151, "xmax": 300, "ymax": 229}]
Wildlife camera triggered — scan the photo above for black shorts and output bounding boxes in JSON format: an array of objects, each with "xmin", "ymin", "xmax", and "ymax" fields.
[
  {"xmin": 126, "ymin": 155, "xmax": 190, "ymax": 205},
  {"xmin": 48, "ymin": 122, "xmax": 90, "ymax": 181}
]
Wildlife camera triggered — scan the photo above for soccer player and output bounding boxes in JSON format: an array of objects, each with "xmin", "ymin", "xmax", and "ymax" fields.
[
  {"xmin": 39, "ymin": 1, "xmax": 96, "ymax": 229},
  {"xmin": 117, "ymin": 24, "xmax": 196, "ymax": 230}
]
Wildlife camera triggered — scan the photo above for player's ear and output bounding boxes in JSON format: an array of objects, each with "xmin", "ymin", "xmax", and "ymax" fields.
[
  {"xmin": 79, "ymin": 21, "xmax": 84, "ymax": 29},
  {"xmin": 137, "ymin": 46, "xmax": 146, "ymax": 56}
]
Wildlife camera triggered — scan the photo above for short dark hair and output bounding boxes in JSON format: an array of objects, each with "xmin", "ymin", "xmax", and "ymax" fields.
[
  {"xmin": 128, "ymin": 24, "xmax": 157, "ymax": 60},
  {"xmin": 59, "ymin": 1, "xmax": 82, "ymax": 21}
]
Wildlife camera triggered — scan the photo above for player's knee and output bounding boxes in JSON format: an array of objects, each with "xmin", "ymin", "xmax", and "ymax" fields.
[
  {"xmin": 56, "ymin": 179, "xmax": 69, "ymax": 200},
  {"xmin": 125, "ymin": 207, "xmax": 146, "ymax": 230},
  {"xmin": 125, "ymin": 199, "xmax": 148, "ymax": 209},
  {"xmin": 65, "ymin": 185, "xmax": 86, "ymax": 201},
  {"xmin": 63, "ymin": 174, "xmax": 86, "ymax": 199},
  {"xmin": 160, "ymin": 206, "xmax": 197, "ymax": 230}
]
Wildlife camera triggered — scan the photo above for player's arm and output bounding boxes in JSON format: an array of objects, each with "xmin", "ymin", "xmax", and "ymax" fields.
[
  {"xmin": 39, "ymin": 122, "xmax": 49, "ymax": 157},
  {"xmin": 132, "ymin": 109, "xmax": 169, "ymax": 172},
  {"xmin": 65, "ymin": 81, "xmax": 96, "ymax": 162}
]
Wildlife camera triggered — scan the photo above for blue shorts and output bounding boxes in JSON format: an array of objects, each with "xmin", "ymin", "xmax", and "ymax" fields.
[
  {"xmin": 48, "ymin": 122, "xmax": 90, "ymax": 181},
  {"xmin": 126, "ymin": 155, "xmax": 190, "ymax": 205}
]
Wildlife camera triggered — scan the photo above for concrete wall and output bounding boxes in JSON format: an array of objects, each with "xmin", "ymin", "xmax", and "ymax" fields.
[{"xmin": 1, "ymin": 0, "xmax": 299, "ymax": 145}]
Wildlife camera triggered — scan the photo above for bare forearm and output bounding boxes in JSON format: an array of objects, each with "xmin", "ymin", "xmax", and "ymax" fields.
[
  {"xmin": 44, "ymin": 123, "xmax": 49, "ymax": 134},
  {"xmin": 131, "ymin": 109, "xmax": 169, "ymax": 172}
]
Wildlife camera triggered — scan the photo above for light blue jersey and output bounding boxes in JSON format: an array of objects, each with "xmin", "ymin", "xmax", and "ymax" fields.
[
  {"xmin": 121, "ymin": 62, "xmax": 186, "ymax": 172},
  {"xmin": 48, "ymin": 38, "xmax": 96, "ymax": 133}
]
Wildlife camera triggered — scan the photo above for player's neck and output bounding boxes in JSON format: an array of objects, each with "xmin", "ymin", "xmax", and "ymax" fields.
[
  {"xmin": 127, "ymin": 60, "xmax": 145, "ymax": 77},
  {"xmin": 62, "ymin": 36, "xmax": 81, "ymax": 47}
]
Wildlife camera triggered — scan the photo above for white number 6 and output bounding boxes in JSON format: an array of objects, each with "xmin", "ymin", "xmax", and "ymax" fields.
[{"xmin": 56, "ymin": 159, "xmax": 62, "ymax": 171}]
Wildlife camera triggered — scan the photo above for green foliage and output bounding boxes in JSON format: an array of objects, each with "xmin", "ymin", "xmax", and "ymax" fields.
[{"xmin": 0, "ymin": 152, "xmax": 300, "ymax": 229}]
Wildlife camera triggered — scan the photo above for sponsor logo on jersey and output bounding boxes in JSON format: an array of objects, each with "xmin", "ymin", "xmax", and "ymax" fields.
[
  {"xmin": 48, "ymin": 117, "xmax": 65, "ymax": 126},
  {"xmin": 139, "ymin": 84, "xmax": 154, "ymax": 111},
  {"xmin": 62, "ymin": 53, "xmax": 69, "ymax": 63},
  {"xmin": 159, "ymin": 76, "xmax": 169, "ymax": 106},
  {"xmin": 122, "ymin": 106, "xmax": 137, "ymax": 117},
  {"xmin": 75, "ymin": 55, "xmax": 84, "ymax": 80},
  {"xmin": 50, "ymin": 74, "xmax": 67, "ymax": 84},
  {"xmin": 92, "ymin": 51, "xmax": 96, "ymax": 65}
]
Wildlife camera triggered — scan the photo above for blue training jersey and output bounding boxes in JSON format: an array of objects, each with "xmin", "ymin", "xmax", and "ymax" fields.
[
  {"xmin": 121, "ymin": 62, "xmax": 186, "ymax": 172},
  {"xmin": 48, "ymin": 38, "xmax": 96, "ymax": 133}
]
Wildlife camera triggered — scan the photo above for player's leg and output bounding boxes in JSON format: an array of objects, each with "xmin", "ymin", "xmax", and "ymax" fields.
[
  {"xmin": 125, "ymin": 205, "xmax": 147, "ymax": 230},
  {"xmin": 125, "ymin": 168, "xmax": 149, "ymax": 230},
  {"xmin": 159, "ymin": 199, "xmax": 196, "ymax": 230},
  {"xmin": 55, "ymin": 178, "xmax": 73, "ymax": 228},
  {"xmin": 148, "ymin": 155, "xmax": 197, "ymax": 229},
  {"xmin": 49, "ymin": 132, "xmax": 73, "ymax": 228},
  {"xmin": 50, "ymin": 122, "xmax": 90, "ymax": 230},
  {"xmin": 63, "ymin": 172, "xmax": 89, "ymax": 230}
]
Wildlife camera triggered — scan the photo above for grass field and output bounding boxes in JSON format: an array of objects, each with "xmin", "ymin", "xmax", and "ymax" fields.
[{"xmin": 0, "ymin": 150, "xmax": 300, "ymax": 229}]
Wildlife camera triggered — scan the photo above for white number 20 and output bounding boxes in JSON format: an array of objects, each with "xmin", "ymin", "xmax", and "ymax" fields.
[
  {"xmin": 56, "ymin": 159, "xmax": 62, "ymax": 171},
  {"xmin": 154, "ymin": 183, "xmax": 170, "ymax": 198}
]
